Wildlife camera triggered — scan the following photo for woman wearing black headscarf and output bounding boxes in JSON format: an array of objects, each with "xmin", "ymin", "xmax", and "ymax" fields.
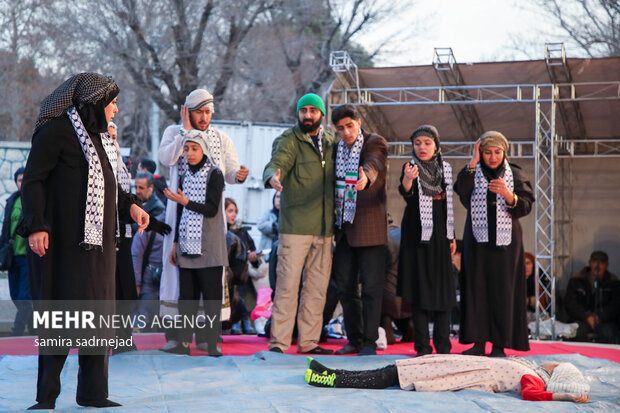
[
  {"xmin": 397, "ymin": 125, "xmax": 456, "ymax": 357},
  {"xmin": 454, "ymin": 131, "xmax": 534, "ymax": 357},
  {"xmin": 17, "ymin": 73, "xmax": 149, "ymax": 409}
]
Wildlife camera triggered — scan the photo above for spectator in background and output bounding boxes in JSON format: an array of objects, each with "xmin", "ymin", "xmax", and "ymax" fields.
[
  {"xmin": 257, "ymin": 191, "xmax": 280, "ymax": 260},
  {"xmin": 0, "ymin": 166, "xmax": 34, "ymax": 336},
  {"xmin": 225, "ymin": 197, "xmax": 259, "ymax": 335},
  {"xmin": 132, "ymin": 172, "xmax": 169, "ymax": 329},
  {"xmin": 137, "ymin": 158, "xmax": 168, "ymax": 205},
  {"xmin": 565, "ymin": 251, "xmax": 619, "ymax": 343},
  {"xmin": 109, "ymin": 122, "xmax": 138, "ymax": 354},
  {"xmin": 524, "ymin": 252, "xmax": 550, "ymax": 322},
  {"xmin": 380, "ymin": 218, "xmax": 414, "ymax": 345}
]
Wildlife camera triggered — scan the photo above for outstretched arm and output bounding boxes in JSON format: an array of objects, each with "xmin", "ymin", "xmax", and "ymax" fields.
[{"xmin": 520, "ymin": 375, "xmax": 589, "ymax": 403}]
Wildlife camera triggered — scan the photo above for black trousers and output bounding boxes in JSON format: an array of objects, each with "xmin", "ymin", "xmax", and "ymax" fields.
[
  {"xmin": 178, "ymin": 266, "xmax": 223, "ymax": 344},
  {"xmin": 333, "ymin": 235, "xmax": 387, "ymax": 349},
  {"xmin": 36, "ymin": 350, "xmax": 108, "ymax": 403},
  {"xmin": 413, "ymin": 309, "xmax": 451, "ymax": 354}
]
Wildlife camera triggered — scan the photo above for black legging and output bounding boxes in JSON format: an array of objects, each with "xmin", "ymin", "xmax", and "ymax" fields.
[{"xmin": 178, "ymin": 266, "xmax": 223, "ymax": 343}]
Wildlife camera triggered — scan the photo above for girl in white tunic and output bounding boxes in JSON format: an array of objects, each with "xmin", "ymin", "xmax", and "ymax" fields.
[{"xmin": 304, "ymin": 355, "xmax": 590, "ymax": 403}]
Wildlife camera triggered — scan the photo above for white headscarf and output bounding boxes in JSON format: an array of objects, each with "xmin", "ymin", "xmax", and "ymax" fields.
[{"xmin": 546, "ymin": 363, "xmax": 590, "ymax": 394}]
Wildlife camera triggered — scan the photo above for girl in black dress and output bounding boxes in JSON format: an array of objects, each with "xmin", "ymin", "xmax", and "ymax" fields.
[{"xmin": 397, "ymin": 125, "xmax": 456, "ymax": 356}]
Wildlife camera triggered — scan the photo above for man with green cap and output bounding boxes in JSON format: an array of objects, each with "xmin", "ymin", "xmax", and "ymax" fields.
[{"xmin": 262, "ymin": 93, "xmax": 335, "ymax": 354}]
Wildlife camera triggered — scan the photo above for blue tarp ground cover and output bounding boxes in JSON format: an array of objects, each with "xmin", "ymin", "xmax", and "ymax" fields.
[{"xmin": 0, "ymin": 352, "xmax": 618, "ymax": 412}]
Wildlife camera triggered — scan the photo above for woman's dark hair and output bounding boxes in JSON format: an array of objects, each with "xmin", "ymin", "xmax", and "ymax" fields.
[
  {"xmin": 272, "ymin": 192, "xmax": 280, "ymax": 211},
  {"xmin": 225, "ymin": 197, "xmax": 238, "ymax": 211},
  {"xmin": 139, "ymin": 158, "xmax": 157, "ymax": 174},
  {"xmin": 331, "ymin": 104, "xmax": 360, "ymax": 125},
  {"xmin": 14, "ymin": 166, "xmax": 25, "ymax": 183}
]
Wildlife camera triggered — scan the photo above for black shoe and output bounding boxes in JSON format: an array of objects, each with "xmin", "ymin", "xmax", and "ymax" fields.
[
  {"xmin": 76, "ymin": 398, "xmax": 122, "ymax": 408},
  {"xmin": 269, "ymin": 347, "xmax": 284, "ymax": 353},
  {"xmin": 27, "ymin": 401, "xmax": 55, "ymax": 410},
  {"xmin": 334, "ymin": 343, "xmax": 360, "ymax": 355},
  {"xmin": 303, "ymin": 346, "xmax": 334, "ymax": 355},
  {"xmin": 162, "ymin": 342, "xmax": 190, "ymax": 355},
  {"xmin": 462, "ymin": 342, "xmax": 485, "ymax": 356},
  {"xmin": 415, "ymin": 349, "xmax": 432, "ymax": 357},
  {"xmin": 489, "ymin": 345, "xmax": 506, "ymax": 357},
  {"xmin": 357, "ymin": 346, "xmax": 377, "ymax": 356}
]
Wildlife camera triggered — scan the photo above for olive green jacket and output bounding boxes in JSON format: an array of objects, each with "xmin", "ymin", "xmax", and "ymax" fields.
[{"xmin": 263, "ymin": 124, "xmax": 335, "ymax": 236}]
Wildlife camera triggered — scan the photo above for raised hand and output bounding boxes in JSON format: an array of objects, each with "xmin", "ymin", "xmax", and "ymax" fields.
[
  {"xmin": 180, "ymin": 105, "xmax": 192, "ymax": 132},
  {"xmin": 469, "ymin": 138, "xmax": 481, "ymax": 168},
  {"xmin": 237, "ymin": 165, "xmax": 249, "ymax": 183},
  {"xmin": 401, "ymin": 162, "xmax": 419, "ymax": 193},
  {"xmin": 355, "ymin": 166, "xmax": 368, "ymax": 191},
  {"xmin": 404, "ymin": 163, "xmax": 419, "ymax": 181},
  {"xmin": 488, "ymin": 177, "xmax": 509, "ymax": 197},
  {"xmin": 164, "ymin": 188, "xmax": 189, "ymax": 206},
  {"xmin": 269, "ymin": 169, "xmax": 283, "ymax": 192}
]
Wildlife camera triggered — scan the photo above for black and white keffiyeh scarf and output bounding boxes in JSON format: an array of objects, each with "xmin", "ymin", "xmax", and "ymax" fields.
[
  {"xmin": 67, "ymin": 107, "xmax": 119, "ymax": 248},
  {"xmin": 178, "ymin": 159, "xmax": 211, "ymax": 255},
  {"xmin": 471, "ymin": 160, "xmax": 514, "ymax": 246},
  {"xmin": 115, "ymin": 145, "xmax": 133, "ymax": 238},
  {"xmin": 335, "ymin": 130, "xmax": 364, "ymax": 228},
  {"xmin": 414, "ymin": 153, "xmax": 444, "ymax": 197},
  {"xmin": 411, "ymin": 158, "xmax": 455, "ymax": 241}
]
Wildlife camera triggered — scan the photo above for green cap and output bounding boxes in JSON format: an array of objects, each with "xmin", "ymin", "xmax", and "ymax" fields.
[{"xmin": 297, "ymin": 93, "xmax": 326, "ymax": 115}]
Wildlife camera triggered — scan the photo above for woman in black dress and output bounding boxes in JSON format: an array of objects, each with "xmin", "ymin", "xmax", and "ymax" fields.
[
  {"xmin": 454, "ymin": 131, "xmax": 535, "ymax": 357},
  {"xmin": 18, "ymin": 73, "xmax": 149, "ymax": 409},
  {"xmin": 397, "ymin": 125, "xmax": 456, "ymax": 356}
]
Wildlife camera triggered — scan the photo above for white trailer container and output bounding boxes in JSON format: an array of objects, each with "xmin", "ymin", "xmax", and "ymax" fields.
[{"xmin": 211, "ymin": 120, "xmax": 291, "ymax": 244}]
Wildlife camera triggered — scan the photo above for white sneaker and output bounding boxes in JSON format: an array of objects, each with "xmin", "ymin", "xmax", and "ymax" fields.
[{"xmin": 161, "ymin": 340, "xmax": 179, "ymax": 351}]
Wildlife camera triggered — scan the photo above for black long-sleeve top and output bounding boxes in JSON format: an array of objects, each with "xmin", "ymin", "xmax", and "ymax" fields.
[{"xmin": 174, "ymin": 165, "xmax": 224, "ymax": 242}]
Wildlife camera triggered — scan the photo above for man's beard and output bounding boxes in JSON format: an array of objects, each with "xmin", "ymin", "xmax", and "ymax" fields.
[
  {"xmin": 192, "ymin": 121, "xmax": 209, "ymax": 131},
  {"xmin": 191, "ymin": 116, "xmax": 209, "ymax": 131},
  {"xmin": 299, "ymin": 116, "xmax": 323, "ymax": 134}
]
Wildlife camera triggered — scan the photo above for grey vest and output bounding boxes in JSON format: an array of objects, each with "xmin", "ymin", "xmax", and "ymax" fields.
[{"xmin": 177, "ymin": 168, "xmax": 228, "ymax": 269}]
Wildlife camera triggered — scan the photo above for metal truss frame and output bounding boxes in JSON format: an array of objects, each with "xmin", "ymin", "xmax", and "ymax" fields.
[
  {"xmin": 433, "ymin": 48, "xmax": 485, "ymax": 138},
  {"xmin": 329, "ymin": 51, "xmax": 620, "ymax": 339}
]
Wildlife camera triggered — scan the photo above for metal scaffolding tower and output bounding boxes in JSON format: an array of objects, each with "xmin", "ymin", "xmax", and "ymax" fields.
[
  {"xmin": 328, "ymin": 51, "xmax": 399, "ymax": 140},
  {"xmin": 328, "ymin": 48, "xmax": 620, "ymax": 339},
  {"xmin": 433, "ymin": 48, "xmax": 484, "ymax": 139},
  {"xmin": 545, "ymin": 43, "xmax": 586, "ymax": 139}
]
